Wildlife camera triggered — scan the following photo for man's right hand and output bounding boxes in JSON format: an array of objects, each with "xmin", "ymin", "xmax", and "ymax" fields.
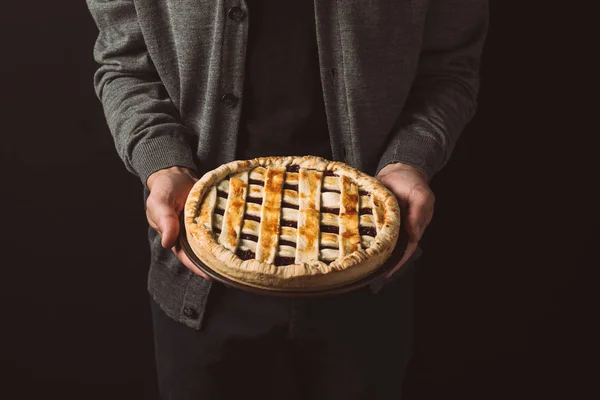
[{"xmin": 146, "ymin": 166, "xmax": 211, "ymax": 280}]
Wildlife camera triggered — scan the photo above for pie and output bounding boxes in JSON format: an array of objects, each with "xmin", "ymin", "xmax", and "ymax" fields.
[{"xmin": 183, "ymin": 156, "xmax": 400, "ymax": 291}]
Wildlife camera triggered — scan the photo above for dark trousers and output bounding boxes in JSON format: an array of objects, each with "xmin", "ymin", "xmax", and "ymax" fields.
[{"xmin": 150, "ymin": 263, "xmax": 416, "ymax": 400}]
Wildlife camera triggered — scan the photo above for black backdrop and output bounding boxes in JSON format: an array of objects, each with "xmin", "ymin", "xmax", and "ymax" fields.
[{"xmin": 0, "ymin": 1, "xmax": 594, "ymax": 399}]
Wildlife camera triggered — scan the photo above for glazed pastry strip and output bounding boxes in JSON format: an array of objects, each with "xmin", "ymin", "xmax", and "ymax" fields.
[
  {"xmin": 295, "ymin": 169, "xmax": 323, "ymax": 264},
  {"xmin": 339, "ymin": 175, "xmax": 361, "ymax": 256},
  {"xmin": 249, "ymin": 166, "xmax": 266, "ymax": 182},
  {"xmin": 218, "ymin": 172, "xmax": 249, "ymax": 252},
  {"xmin": 256, "ymin": 167, "xmax": 286, "ymax": 263},
  {"xmin": 198, "ymin": 186, "xmax": 217, "ymax": 232},
  {"xmin": 322, "ymin": 176, "xmax": 340, "ymax": 192},
  {"xmin": 358, "ymin": 189, "xmax": 374, "ymax": 247},
  {"xmin": 372, "ymin": 195, "xmax": 385, "ymax": 231}
]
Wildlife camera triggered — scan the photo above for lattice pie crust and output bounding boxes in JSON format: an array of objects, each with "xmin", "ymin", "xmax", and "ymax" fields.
[{"xmin": 184, "ymin": 156, "xmax": 400, "ymax": 290}]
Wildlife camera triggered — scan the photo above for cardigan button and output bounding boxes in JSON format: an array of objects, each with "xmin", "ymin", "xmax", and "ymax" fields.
[
  {"xmin": 183, "ymin": 306, "xmax": 198, "ymax": 319},
  {"xmin": 221, "ymin": 93, "xmax": 239, "ymax": 107},
  {"xmin": 228, "ymin": 7, "xmax": 245, "ymax": 21}
]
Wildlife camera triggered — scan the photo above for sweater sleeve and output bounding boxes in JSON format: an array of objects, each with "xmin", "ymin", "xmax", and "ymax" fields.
[
  {"xmin": 376, "ymin": 0, "xmax": 489, "ymax": 180},
  {"xmin": 86, "ymin": 0, "xmax": 197, "ymax": 186}
]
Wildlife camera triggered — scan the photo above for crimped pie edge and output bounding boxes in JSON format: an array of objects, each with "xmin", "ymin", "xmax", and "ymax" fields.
[{"xmin": 183, "ymin": 156, "xmax": 400, "ymax": 290}]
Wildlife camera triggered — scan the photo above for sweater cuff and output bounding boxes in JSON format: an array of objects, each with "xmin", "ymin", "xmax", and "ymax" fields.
[
  {"xmin": 130, "ymin": 135, "xmax": 197, "ymax": 188},
  {"xmin": 376, "ymin": 129, "xmax": 445, "ymax": 181}
]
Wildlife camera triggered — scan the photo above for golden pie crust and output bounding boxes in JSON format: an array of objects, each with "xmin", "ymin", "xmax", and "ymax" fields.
[{"xmin": 184, "ymin": 156, "xmax": 400, "ymax": 291}]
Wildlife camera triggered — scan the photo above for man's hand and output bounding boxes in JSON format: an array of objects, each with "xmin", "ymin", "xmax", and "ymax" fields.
[
  {"xmin": 146, "ymin": 166, "xmax": 211, "ymax": 280},
  {"xmin": 377, "ymin": 163, "xmax": 435, "ymax": 279}
]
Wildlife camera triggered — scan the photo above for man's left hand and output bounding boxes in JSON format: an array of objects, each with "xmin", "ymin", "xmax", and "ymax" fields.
[{"xmin": 377, "ymin": 163, "xmax": 435, "ymax": 278}]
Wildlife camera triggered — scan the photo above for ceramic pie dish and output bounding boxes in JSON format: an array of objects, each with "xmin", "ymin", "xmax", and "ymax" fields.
[{"xmin": 183, "ymin": 156, "xmax": 401, "ymax": 291}]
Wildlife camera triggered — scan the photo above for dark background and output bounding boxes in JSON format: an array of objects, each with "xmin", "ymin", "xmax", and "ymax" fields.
[{"xmin": 0, "ymin": 1, "xmax": 594, "ymax": 399}]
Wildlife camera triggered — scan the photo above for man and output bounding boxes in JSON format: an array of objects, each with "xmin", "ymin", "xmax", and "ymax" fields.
[{"xmin": 87, "ymin": 0, "xmax": 488, "ymax": 398}]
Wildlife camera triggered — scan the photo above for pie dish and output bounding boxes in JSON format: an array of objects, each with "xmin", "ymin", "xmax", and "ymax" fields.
[{"xmin": 183, "ymin": 156, "xmax": 401, "ymax": 291}]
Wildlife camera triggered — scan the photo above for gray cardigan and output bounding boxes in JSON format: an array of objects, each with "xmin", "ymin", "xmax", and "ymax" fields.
[{"xmin": 87, "ymin": 0, "xmax": 488, "ymax": 329}]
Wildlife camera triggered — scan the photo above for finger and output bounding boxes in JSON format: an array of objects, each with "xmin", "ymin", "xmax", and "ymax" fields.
[
  {"xmin": 171, "ymin": 246, "xmax": 212, "ymax": 280},
  {"xmin": 385, "ymin": 240, "xmax": 418, "ymax": 279}
]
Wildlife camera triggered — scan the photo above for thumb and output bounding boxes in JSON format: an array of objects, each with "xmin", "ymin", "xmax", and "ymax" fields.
[
  {"xmin": 154, "ymin": 203, "xmax": 180, "ymax": 249},
  {"xmin": 405, "ymin": 198, "xmax": 428, "ymax": 242}
]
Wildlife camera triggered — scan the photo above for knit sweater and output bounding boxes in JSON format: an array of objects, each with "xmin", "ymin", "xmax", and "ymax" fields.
[{"xmin": 87, "ymin": 0, "xmax": 488, "ymax": 329}]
